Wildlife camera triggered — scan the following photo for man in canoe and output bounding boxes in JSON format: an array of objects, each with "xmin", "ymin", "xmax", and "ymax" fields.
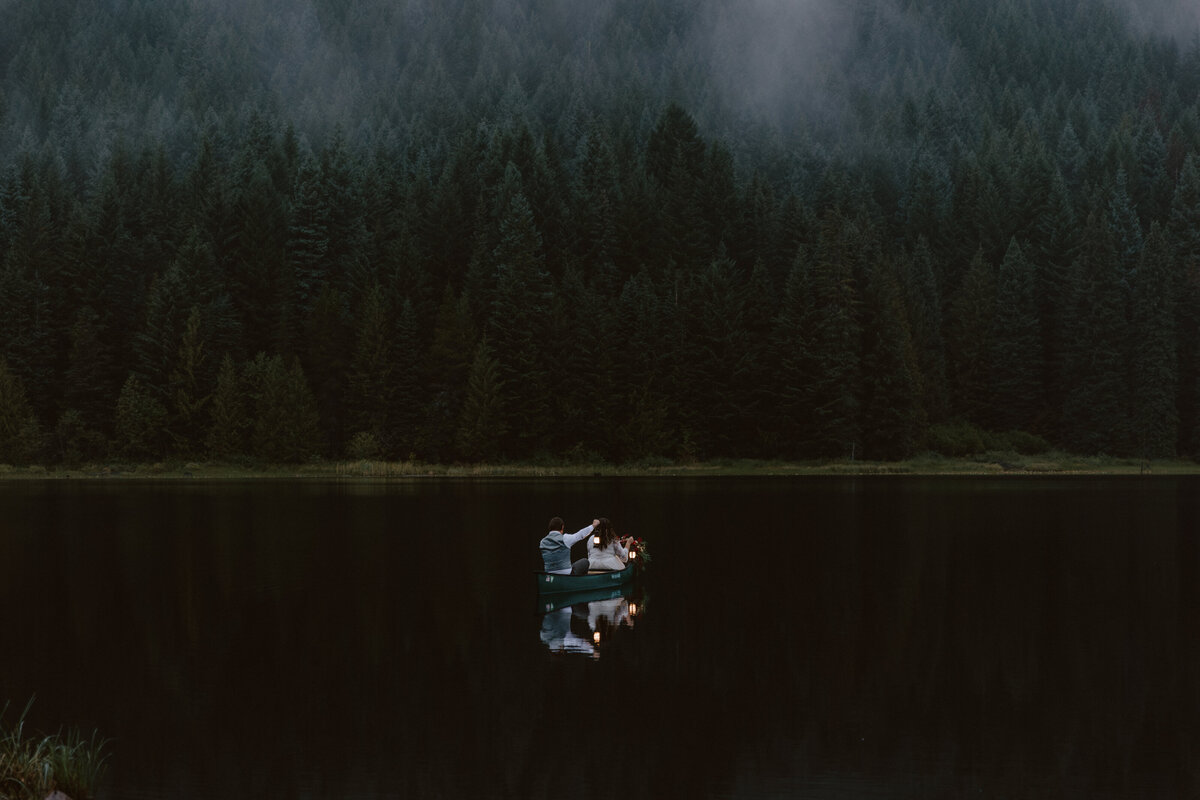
[{"xmin": 539, "ymin": 516, "xmax": 598, "ymax": 576}]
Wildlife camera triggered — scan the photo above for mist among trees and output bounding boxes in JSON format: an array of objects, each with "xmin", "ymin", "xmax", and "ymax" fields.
[{"xmin": 2, "ymin": 0, "xmax": 1200, "ymax": 465}]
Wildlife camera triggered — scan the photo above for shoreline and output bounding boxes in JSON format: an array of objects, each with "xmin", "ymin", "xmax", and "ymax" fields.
[{"xmin": 0, "ymin": 453, "xmax": 1197, "ymax": 480}]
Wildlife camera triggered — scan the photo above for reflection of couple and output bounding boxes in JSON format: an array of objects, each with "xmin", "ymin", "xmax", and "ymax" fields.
[
  {"xmin": 539, "ymin": 606, "xmax": 595, "ymax": 654},
  {"xmin": 539, "ymin": 596, "xmax": 632, "ymax": 655},
  {"xmin": 539, "ymin": 516, "xmax": 632, "ymax": 575}
]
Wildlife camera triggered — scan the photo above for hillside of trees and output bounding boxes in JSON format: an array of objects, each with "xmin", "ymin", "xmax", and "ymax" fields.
[{"xmin": 2, "ymin": 0, "xmax": 1200, "ymax": 465}]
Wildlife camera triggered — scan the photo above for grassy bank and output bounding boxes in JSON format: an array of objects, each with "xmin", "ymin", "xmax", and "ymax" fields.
[
  {"xmin": 0, "ymin": 704, "xmax": 106, "ymax": 800},
  {"xmin": 0, "ymin": 452, "xmax": 1198, "ymax": 480}
]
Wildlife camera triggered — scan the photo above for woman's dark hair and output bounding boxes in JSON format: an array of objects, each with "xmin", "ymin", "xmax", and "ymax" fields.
[{"xmin": 594, "ymin": 518, "xmax": 617, "ymax": 549}]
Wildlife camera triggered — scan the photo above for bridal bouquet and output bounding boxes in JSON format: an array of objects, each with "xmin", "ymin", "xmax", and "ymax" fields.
[{"xmin": 629, "ymin": 537, "xmax": 650, "ymax": 565}]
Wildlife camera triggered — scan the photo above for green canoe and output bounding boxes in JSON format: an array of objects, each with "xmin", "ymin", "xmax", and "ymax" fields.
[{"xmin": 535, "ymin": 564, "xmax": 637, "ymax": 595}]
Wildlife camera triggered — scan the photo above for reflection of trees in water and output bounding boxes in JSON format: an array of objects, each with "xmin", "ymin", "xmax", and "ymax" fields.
[{"xmin": 638, "ymin": 482, "xmax": 1200, "ymax": 797}]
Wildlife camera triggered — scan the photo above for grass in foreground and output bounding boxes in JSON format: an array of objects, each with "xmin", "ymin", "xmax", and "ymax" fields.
[{"xmin": 0, "ymin": 703, "xmax": 107, "ymax": 800}]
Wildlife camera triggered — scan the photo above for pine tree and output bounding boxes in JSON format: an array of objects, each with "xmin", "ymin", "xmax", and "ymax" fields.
[
  {"xmin": 284, "ymin": 151, "xmax": 330, "ymax": 354},
  {"xmin": 1107, "ymin": 169, "xmax": 1143, "ymax": 279},
  {"xmin": 231, "ymin": 160, "xmax": 288, "ymax": 355},
  {"xmin": 344, "ymin": 284, "xmax": 394, "ymax": 448},
  {"xmin": 0, "ymin": 356, "xmax": 41, "ymax": 464},
  {"xmin": 166, "ymin": 307, "xmax": 210, "ymax": 458},
  {"xmin": 900, "ymin": 237, "xmax": 948, "ymax": 423},
  {"xmin": 304, "ymin": 284, "xmax": 351, "ymax": 456},
  {"xmin": 1032, "ymin": 170, "xmax": 1078, "ymax": 428},
  {"xmin": 486, "ymin": 189, "xmax": 553, "ymax": 457},
  {"xmin": 803, "ymin": 212, "xmax": 862, "ymax": 458},
  {"xmin": 456, "ymin": 337, "xmax": 506, "ymax": 463},
  {"xmin": 114, "ymin": 373, "xmax": 166, "ymax": 461},
  {"xmin": 989, "ymin": 238, "xmax": 1042, "ymax": 432},
  {"xmin": 1130, "ymin": 223, "xmax": 1178, "ymax": 458},
  {"xmin": 245, "ymin": 353, "xmax": 320, "ymax": 463},
  {"xmin": 206, "ymin": 354, "xmax": 248, "ymax": 461},
  {"xmin": 63, "ymin": 306, "xmax": 116, "ymax": 440},
  {"xmin": 680, "ymin": 254, "xmax": 757, "ymax": 456},
  {"xmin": 544, "ymin": 264, "xmax": 605, "ymax": 457},
  {"xmin": 390, "ymin": 297, "xmax": 426, "ymax": 459},
  {"xmin": 860, "ymin": 262, "xmax": 922, "ymax": 460},
  {"xmin": 1169, "ymin": 154, "xmax": 1200, "ymax": 455},
  {"xmin": 946, "ymin": 250, "xmax": 997, "ymax": 426},
  {"xmin": 770, "ymin": 254, "xmax": 816, "ymax": 457},
  {"xmin": 1061, "ymin": 215, "xmax": 1130, "ymax": 454},
  {"xmin": 645, "ymin": 103, "xmax": 706, "ymax": 189},
  {"xmin": 613, "ymin": 271, "xmax": 674, "ymax": 461},
  {"xmin": 423, "ymin": 286, "xmax": 476, "ymax": 461},
  {"xmin": 0, "ymin": 211, "xmax": 57, "ymax": 417}
]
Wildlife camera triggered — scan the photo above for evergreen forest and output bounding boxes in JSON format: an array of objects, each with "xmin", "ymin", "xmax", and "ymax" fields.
[{"xmin": 2, "ymin": 0, "xmax": 1200, "ymax": 465}]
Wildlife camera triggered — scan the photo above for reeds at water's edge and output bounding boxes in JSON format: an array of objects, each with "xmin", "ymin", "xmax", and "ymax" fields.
[{"xmin": 0, "ymin": 701, "xmax": 107, "ymax": 800}]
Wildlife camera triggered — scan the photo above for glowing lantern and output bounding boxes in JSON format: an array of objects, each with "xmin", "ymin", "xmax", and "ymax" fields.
[{"xmin": 593, "ymin": 631, "xmax": 601, "ymax": 644}]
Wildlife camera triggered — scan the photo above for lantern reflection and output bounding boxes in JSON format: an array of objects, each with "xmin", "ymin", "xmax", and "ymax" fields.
[{"xmin": 537, "ymin": 586, "xmax": 645, "ymax": 659}]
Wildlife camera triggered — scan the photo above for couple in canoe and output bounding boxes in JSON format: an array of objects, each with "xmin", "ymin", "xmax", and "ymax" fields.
[{"xmin": 539, "ymin": 516, "xmax": 634, "ymax": 575}]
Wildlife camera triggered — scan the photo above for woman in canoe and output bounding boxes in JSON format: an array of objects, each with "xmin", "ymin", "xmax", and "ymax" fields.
[{"xmin": 587, "ymin": 517, "xmax": 632, "ymax": 571}]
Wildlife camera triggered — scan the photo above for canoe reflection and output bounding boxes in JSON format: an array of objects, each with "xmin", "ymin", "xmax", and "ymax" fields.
[{"xmin": 537, "ymin": 585, "xmax": 643, "ymax": 658}]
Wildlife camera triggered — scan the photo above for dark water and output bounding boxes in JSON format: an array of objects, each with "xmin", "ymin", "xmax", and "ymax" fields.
[{"xmin": 1, "ymin": 476, "xmax": 1198, "ymax": 799}]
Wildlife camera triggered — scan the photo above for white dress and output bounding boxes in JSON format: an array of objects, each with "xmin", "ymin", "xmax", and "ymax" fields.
[{"xmin": 587, "ymin": 539, "xmax": 629, "ymax": 571}]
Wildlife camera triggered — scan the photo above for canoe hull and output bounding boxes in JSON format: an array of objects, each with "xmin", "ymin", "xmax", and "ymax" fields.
[{"xmin": 535, "ymin": 566, "xmax": 636, "ymax": 595}]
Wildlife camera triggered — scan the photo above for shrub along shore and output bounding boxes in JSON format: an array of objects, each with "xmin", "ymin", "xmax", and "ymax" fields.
[{"xmin": 0, "ymin": 452, "xmax": 1197, "ymax": 480}]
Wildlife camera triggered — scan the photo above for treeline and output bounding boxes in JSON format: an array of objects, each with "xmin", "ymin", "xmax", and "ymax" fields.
[{"xmin": 1, "ymin": 0, "xmax": 1200, "ymax": 464}]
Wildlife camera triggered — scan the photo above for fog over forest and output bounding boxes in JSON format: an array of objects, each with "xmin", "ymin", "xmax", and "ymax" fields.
[{"xmin": 1, "ymin": 0, "xmax": 1200, "ymax": 466}]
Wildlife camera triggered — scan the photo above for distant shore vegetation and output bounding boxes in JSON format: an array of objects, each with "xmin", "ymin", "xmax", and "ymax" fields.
[{"xmin": 2, "ymin": 1, "xmax": 1200, "ymax": 467}]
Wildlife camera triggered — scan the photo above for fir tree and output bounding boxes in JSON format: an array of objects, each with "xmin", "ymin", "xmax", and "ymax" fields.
[
  {"xmin": 681, "ymin": 254, "xmax": 757, "ymax": 456},
  {"xmin": 423, "ymin": 286, "xmax": 476, "ymax": 461},
  {"xmin": 390, "ymin": 297, "xmax": 426, "ymax": 459},
  {"xmin": 485, "ymin": 189, "xmax": 552, "ymax": 457},
  {"xmin": 206, "ymin": 354, "xmax": 248, "ymax": 460},
  {"xmin": 245, "ymin": 353, "xmax": 320, "ymax": 463},
  {"xmin": 0, "ymin": 356, "xmax": 41, "ymax": 464},
  {"xmin": 770, "ymin": 253, "xmax": 816, "ymax": 457},
  {"xmin": 114, "ymin": 373, "xmax": 166, "ymax": 461},
  {"xmin": 166, "ymin": 307, "xmax": 209, "ymax": 458},
  {"xmin": 901, "ymin": 238, "xmax": 948, "ymax": 423},
  {"xmin": 860, "ymin": 262, "xmax": 922, "ymax": 460},
  {"xmin": 344, "ymin": 284, "xmax": 394, "ymax": 448},
  {"xmin": 63, "ymin": 306, "xmax": 116, "ymax": 440},
  {"xmin": 1169, "ymin": 154, "xmax": 1200, "ymax": 455},
  {"xmin": 946, "ymin": 250, "xmax": 997, "ymax": 426},
  {"xmin": 803, "ymin": 212, "xmax": 862, "ymax": 458},
  {"xmin": 1130, "ymin": 224, "xmax": 1178, "ymax": 458},
  {"xmin": 456, "ymin": 337, "xmax": 506, "ymax": 463},
  {"xmin": 990, "ymin": 238, "xmax": 1042, "ymax": 432},
  {"xmin": 1061, "ymin": 216, "xmax": 1130, "ymax": 454}
]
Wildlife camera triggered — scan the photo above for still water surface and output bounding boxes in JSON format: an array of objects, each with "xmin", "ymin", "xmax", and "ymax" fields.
[{"xmin": 1, "ymin": 476, "xmax": 1197, "ymax": 798}]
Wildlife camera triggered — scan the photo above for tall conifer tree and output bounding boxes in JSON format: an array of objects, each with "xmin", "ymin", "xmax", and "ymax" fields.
[
  {"xmin": 990, "ymin": 238, "xmax": 1042, "ymax": 432},
  {"xmin": 946, "ymin": 250, "xmax": 996, "ymax": 426},
  {"xmin": 486, "ymin": 189, "xmax": 552, "ymax": 457},
  {"xmin": 1130, "ymin": 224, "xmax": 1178, "ymax": 458},
  {"xmin": 1061, "ymin": 215, "xmax": 1130, "ymax": 454}
]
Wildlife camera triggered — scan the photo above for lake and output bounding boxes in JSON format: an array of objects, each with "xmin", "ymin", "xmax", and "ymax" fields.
[{"xmin": 1, "ymin": 476, "xmax": 1197, "ymax": 799}]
